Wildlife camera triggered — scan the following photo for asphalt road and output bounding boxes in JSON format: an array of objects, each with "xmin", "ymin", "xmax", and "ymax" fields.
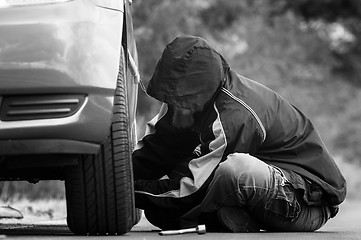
[{"xmin": 0, "ymin": 200, "xmax": 360, "ymax": 240}]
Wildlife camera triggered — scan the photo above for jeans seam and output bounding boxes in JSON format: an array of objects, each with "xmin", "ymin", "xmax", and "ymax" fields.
[{"xmin": 237, "ymin": 185, "xmax": 278, "ymax": 207}]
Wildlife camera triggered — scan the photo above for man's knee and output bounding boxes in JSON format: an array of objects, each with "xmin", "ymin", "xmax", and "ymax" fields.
[
  {"xmin": 215, "ymin": 153, "xmax": 270, "ymax": 187},
  {"xmin": 216, "ymin": 153, "xmax": 262, "ymax": 175}
]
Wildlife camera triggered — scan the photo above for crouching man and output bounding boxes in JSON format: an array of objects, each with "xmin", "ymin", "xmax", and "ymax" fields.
[{"xmin": 132, "ymin": 35, "xmax": 346, "ymax": 232}]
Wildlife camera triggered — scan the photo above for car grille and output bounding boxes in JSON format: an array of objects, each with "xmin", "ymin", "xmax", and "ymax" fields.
[{"xmin": 0, "ymin": 94, "xmax": 86, "ymax": 121}]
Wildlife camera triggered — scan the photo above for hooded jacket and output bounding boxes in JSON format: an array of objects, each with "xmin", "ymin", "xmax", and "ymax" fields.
[{"xmin": 132, "ymin": 35, "xmax": 346, "ymax": 215}]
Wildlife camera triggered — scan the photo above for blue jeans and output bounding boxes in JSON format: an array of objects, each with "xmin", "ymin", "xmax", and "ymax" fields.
[{"xmin": 198, "ymin": 153, "xmax": 331, "ymax": 231}]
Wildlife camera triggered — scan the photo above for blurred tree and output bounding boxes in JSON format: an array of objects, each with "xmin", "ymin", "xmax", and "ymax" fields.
[
  {"xmin": 266, "ymin": 0, "xmax": 361, "ymax": 86},
  {"xmin": 199, "ymin": 0, "xmax": 246, "ymax": 30},
  {"xmin": 199, "ymin": 0, "xmax": 361, "ymax": 86}
]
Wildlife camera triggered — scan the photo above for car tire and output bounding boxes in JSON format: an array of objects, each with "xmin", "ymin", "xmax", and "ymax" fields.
[{"xmin": 64, "ymin": 48, "xmax": 135, "ymax": 235}]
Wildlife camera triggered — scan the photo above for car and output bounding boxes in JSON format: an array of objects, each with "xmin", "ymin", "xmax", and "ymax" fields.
[{"xmin": 0, "ymin": 0, "xmax": 140, "ymax": 235}]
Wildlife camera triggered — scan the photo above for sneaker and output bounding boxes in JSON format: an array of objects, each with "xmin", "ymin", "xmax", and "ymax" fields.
[{"xmin": 217, "ymin": 206, "xmax": 260, "ymax": 232}]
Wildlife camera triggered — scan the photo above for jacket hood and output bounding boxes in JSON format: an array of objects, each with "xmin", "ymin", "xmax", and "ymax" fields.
[{"xmin": 147, "ymin": 35, "xmax": 229, "ymax": 111}]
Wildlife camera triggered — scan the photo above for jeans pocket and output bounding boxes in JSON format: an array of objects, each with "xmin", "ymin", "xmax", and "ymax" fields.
[{"xmin": 265, "ymin": 183, "xmax": 301, "ymax": 221}]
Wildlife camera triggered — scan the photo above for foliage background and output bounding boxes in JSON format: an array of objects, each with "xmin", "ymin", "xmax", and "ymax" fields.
[{"xmin": 1, "ymin": 0, "xmax": 360, "ymax": 201}]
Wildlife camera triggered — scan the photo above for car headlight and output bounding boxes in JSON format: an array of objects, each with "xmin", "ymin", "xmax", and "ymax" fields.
[{"xmin": 0, "ymin": 0, "xmax": 72, "ymax": 8}]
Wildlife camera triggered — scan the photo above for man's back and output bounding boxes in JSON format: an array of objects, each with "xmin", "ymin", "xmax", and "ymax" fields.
[{"xmin": 217, "ymin": 70, "xmax": 346, "ymax": 205}]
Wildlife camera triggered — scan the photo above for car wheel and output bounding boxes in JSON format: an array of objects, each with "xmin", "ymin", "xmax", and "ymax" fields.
[{"xmin": 64, "ymin": 48, "xmax": 135, "ymax": 235}]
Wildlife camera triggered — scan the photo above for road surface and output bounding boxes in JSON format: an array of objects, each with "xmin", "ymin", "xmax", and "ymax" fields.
[{"xmin": 0, "ymin": 199, "xmax": 360, "ymax": 240}]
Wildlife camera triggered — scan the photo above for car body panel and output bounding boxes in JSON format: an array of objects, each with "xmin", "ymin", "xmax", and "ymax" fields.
[
  {"xmin": 0, "ymin": 0, "xmax": 123, "ymax": 91},
  {"xmin": 0, "ymin": 0, "xmax": 138, "ymax": 155}
]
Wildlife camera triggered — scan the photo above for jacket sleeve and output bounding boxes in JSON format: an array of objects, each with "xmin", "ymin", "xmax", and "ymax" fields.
[
  {"xmin": 133, "ymin": 160, "xmax": 199, "ymax": 210},
  {"xmin": 132, "ymin": 104, "xmax": 199, "ymax": 180},
  {"xmin": 216, "ymin": 93, "xmax": 265, "ymax": 156},
  {"xmin": 132, "ymin": 103, "xmax": 228, "ymax": 211},
  {"xmin": 133, "ymin": 131, "xmax": 203, "ymax": 210},
  {"xmin": 132, "ymin": 134, "xmax": 175, "ymax": 181},
  {"xmin": 231, "ymin": 116, "xmax": 265, "ymax": 155}
]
